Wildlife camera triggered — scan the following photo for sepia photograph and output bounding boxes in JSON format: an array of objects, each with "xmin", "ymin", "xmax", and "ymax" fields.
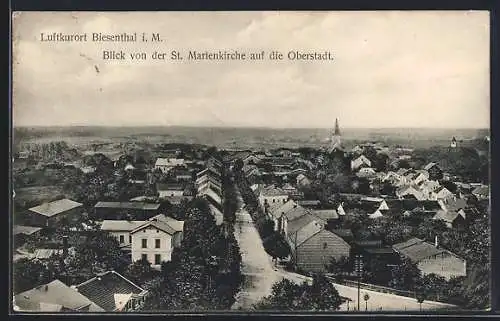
[{"xmin": 11, "ymin": 11, "xmax": 490, "ymax": 313}]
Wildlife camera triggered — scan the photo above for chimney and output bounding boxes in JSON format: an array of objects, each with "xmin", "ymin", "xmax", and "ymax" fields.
[
  {"xmin": 435, "ymin": 235, "xmax": 439, "ymax": 248},
  {"xmin": 62, "ymin": 235, "xmax": 69, "ymax": 257}
]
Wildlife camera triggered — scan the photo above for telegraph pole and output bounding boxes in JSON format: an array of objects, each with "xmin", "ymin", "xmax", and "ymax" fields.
[{"xmin": 354, "ymin": 254, "xmax": 363, "ymax": 311}]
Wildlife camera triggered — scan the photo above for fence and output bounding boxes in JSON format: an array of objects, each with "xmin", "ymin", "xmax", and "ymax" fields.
[{"xmin": 327, "ymin": 276, "xmax": 416, "ymax": 298}]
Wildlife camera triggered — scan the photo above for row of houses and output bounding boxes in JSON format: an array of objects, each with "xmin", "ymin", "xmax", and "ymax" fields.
[
  {"xmin": 248, "ymin": 183, "xmax": 468, "ymax": 280},
  {"xmin": 254, "ymin": 185, "xmax": 349, "ymax": 273},
  {"xmin": 14, "ymin": 271, "xmax": 148, "ymax": 312},
  {"xmin": 195, "ymin": 156, "xmax": 224, "ymax": 225},
  {"xmin": 97, "ymin": 156, "xmax": 225, "ymax": 268}
]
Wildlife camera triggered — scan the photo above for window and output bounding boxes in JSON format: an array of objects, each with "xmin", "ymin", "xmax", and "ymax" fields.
[
  {"xmin": 141, "ymin": 254, "xmax": 147, "ymax": 261},
  {"xmin": 155, "ymin": 254, "xmax": 161, "ymax": 265},
  {"xmin": 129, "ymin": 235, "xmax": 132, "ymax": 243},
  {"xmin": 156, "ymin": 229, "xmax": 159, "ymax": 233},
  {"xmin": 142, "ymin": 239, "xmax": 147, "ymax": 248},
  {"xmin": 323, "ymin": 242, "xmax": 328, "ymax": 249},
  {"xmin": 119, "ymin": 235, "xmax": 125, "ymax": 243},
  {"xmin": 155, "ymin": 239, "xmax": 161, "ymax": 248},
  {"xmin": 272, "ymin": 199, "xmax": 275, "ymax": 203}
]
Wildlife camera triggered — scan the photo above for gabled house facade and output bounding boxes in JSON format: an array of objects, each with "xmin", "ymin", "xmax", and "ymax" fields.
[
  {"xmin": 287, "ymin": 221, "xmax": 351, "ymax": 273},
  {"xmin": 351, "ymin": 155, "xmax": 372, "ymax": 171},
  {"xmin": 393, "ymin": 237, "xmax": 466, "ymax": 280},
  {"xmin": 130, "ymin": 215, "xmax": 184, "ymax": 268},
  {"xmin": 258, "ymin": 185, "xmax": 289, "ymax": 209}
]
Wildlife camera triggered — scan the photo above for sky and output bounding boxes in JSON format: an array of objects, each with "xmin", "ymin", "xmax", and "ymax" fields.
[{"xmin": 12, "ymin": 11, "xmax": 490, "ymax": 128}]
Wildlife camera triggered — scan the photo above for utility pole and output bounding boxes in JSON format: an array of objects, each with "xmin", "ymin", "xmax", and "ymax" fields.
[{"xmin": 354, "ymin": 254, "xmax": 363, "ymax": 311}]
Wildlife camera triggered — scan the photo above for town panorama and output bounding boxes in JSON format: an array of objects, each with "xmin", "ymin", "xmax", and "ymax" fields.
[{"xmin": 11, "ymin": 121, "xmax": 490, "ymax": 312}]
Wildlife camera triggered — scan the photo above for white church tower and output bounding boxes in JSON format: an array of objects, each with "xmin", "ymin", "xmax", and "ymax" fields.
[
  {"xmin": 450, "ymin": 136, "xmax": 457, "ymax": 148},
  {"xmin": 329, "ymin": 118, "xmax": 343, "ymax": 153}
]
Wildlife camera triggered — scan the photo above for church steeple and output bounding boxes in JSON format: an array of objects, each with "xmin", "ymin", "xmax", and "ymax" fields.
[
  {"xmin": 334, "ymin": 118, "xmax": 341, "ymax": 136},
  {"xmin": 451, "ymin": 136, "xmax": 457, "ymax": 148},
  {"xmin": 329, "ymin": 118, "xmax": 342, "ymax": 153}
]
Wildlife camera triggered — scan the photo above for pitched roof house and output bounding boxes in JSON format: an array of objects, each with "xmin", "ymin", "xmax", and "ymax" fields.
[
  {"xmin": 14, "ymin": 280, "xmax": 105, "ymax": 312},
  {"xmin": 268, "ymin": 199, "xmax": 299, "ymax": 220},
  {"xmin": 287, "ymin": 221, "xmax": 351, "ymax": 273},
  {"xmin": 393, "ymin": 237, "xmax": 466, "ymax": 280},
  {"xmin": 356, "ymin": 167, "xmax": 377, "ymax": 178},
  {"xmin": 423, "ymin": 162, "xmax": 439, "ymax": 171},
  {"xmin": 423, "ymin": 162, "xmax": 443, "ymax": 180},
  {"xmin": 75, "ymin": 271, "xmax": 148, "ymax": 312},
  {"xmin": 434, "ymin": 186, "xmax": 455, "ymax": 201},
  {"xmin": 258, "ymin": 185, "xmax": 289, "ymax": 208},
  {"xmin": 101, "ymin": 220, "xmax": 147, "ymax": 247},
  {"xmin": 28, "ymin": 199, "xmax": 83, "ymax": 228},
  {"xmin": 433, "ymin": 210, "xmax": 466, "ymax": 229},
  {"xmin": 197, "ymin": 184, "xmax": 222, "ymax": 206},
  {"xmin": 351, "ymin": 155, "xmax": 372, "ymax": 171},
  {"xmin": 94, "ymin": 202, "xmax": 161, "ymax": 220},
  {"xmin": 396, "ymin": 185, "xmax": 426, "ymax": 201},
  {"xmin": 472, "ymin": 185, "xmax": 489, "ymax": 200},
  {"xmin": 155, "ymin": 158, "xmax": 185, "ymax": 173},
  {"xmin": 13, "ymin": 225, "xmax": 43, "ymax": 237},
  {"xmin": 130, "ymin": 215, "xmax": 184, "ymax": 267},
  {"xmin": 359, "ymin": 198, "xmax": 389, "ymax": 218},
  {"xmin": 310, "ymin": 209, "xmax": 339, "ymax": 221}
]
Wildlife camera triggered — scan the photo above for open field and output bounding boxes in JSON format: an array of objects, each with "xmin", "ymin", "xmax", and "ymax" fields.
[
  {"xmin": 15, "ymin": 185, "xmax": 66, "ymax": 204},
  {"xmin": 13, "ymin": 126, "xmax": 489, "ymax": 151}
]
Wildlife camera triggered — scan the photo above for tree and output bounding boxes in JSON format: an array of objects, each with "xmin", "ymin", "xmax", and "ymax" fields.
[
  {"xmin": 67, "ymin": 230, "xmax": 128, "ymax": 276},
  {"xmin": 364, "ymin": 256, "xmax": 392, "ymax": 286},
  {"xmin": 380, "ymin": 182, "xmax": 396, "ymax": 196},
  {"xmin": 13, "ymin": 258, "xmax": 50, "ymax": 294},
  {"xmin": 389, "ymin": 258, "xmax": 421, "ymax": 291},
  {"xmin": 233, "ymin": 159, "xmax": 244, "ymax": 172},
  {"xmin": 461, "ymin": 263, "xmax": 490, "ymax": 310},
  {"xmin": 143, "ymin": 196, "xmax": 242, "ymax": 311},
  {"xmin": 263, "ymin": 232, "xmax": 291, "ymax": 262},
  {"xmin": 327, "ymin": 256, "xmax": 351, "ymax": 281},
  {"xmin": 253, "ymin": 274, "xmax": 343, "ymax": 311},
  {"xmin": 351, "ymin": 177, "xmax": 371, "ymax": 195},
  {"xmin": 416, "ymin": 291, "xmax": 427, "ymax": 311},
  {"xmin": 124, "ymin": 258, "xmax": 154, "ymax": 286}
]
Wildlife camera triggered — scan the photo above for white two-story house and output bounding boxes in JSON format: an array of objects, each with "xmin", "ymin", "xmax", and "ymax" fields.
[{"xmin": 102, "ymin": 214, "xmax": 184, "ymax": 269}]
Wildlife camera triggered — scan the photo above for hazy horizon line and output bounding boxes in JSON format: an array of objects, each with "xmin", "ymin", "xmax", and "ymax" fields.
[{"xmin": 13, "ymin": 125, "xmax": 490, "ymax": 130}]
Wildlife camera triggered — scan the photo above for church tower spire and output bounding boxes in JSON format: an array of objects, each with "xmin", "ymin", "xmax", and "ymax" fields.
[
  {"xmin": 451, "ymin": 136, "xmax": 457, "ymax": 148},
  {"xmin": 329, "ymin": 118, "xmax": 342, "ymax": 153},
  {"xmin": 334, "ymin": 118, "xmax": 341, "ymax": 136}
]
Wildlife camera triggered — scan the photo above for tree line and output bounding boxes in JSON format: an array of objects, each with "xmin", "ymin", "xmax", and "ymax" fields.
[{"xmin": 142, "ymin": 198, "xmax": 242, "ymax": 310}]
